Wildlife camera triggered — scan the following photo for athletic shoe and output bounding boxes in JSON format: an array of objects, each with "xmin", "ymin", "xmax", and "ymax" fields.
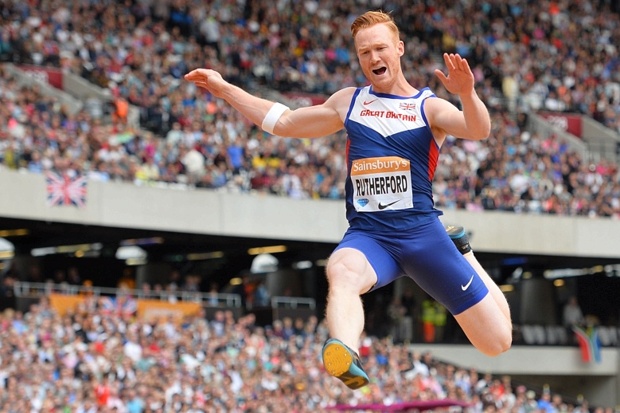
[
  {"xmin": 322, "ymin": 338, "xmax": 370, "ymax": 390},
  {"xmin": 445, "ymin": 225, "xmax": 472, "ymax": 254}
]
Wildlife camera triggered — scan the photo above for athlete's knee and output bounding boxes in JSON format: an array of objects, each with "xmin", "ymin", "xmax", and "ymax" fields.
[
  {"xmin": 457, "ymin": 300, "xmax": 513, "ymax": 356},
  {"xmin": 479, "ymin": 326, "xmax": 512, "ymax": 357},
  {"xmin": 488, "ymin": 335, "xmax": 512, "ymax": 357},
  {"xmin": 326, "ymin": 259, "xmax": 362, "ymax": 287},
  {"xmin": 326, "ymin": 252, "xmax": 375, "ymax": 293}
]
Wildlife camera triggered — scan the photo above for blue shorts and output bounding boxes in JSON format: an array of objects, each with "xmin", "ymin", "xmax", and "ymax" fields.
[{"xmin": 334, "ymin": 217, "xmax": 489, "ymax": 315}]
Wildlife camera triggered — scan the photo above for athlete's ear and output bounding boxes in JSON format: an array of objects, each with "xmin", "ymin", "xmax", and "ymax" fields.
[{"xmin": 397, "ymin": 40, "xmax": 405, "ymax": 57}]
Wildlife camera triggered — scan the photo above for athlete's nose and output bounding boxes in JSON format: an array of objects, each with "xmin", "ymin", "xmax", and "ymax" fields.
[{"xmin": 369, "ymin": 51, "xmax": 381, "ymax": 64}]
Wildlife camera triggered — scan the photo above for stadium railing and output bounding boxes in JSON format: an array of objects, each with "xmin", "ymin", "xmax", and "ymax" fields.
[{"xmin": 12, "ymin": 281, "xmax": 243, "ymax": 308}]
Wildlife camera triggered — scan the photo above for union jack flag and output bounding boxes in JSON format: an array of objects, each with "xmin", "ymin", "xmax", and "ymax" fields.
[
  {"xmin": 98, "ymin": 295, "xmax": 137, "ymax": 318},
  {"xmin": 399, "ymin": 102, "xmax": 416, "ymax": 111},
  {"xmin": 45, "ymin": 171, "xmax": 88, "ymax": 208}
]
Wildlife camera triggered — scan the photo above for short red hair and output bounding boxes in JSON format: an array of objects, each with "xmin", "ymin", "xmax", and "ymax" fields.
[{"xmin": 350, "ymin": 10, "xmax": 400, "ymax": 40}]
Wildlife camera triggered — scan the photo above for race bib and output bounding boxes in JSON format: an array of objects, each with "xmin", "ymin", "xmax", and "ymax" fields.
[{"xmin": 351, "ymin": 156, "xmax": 413, "ymax": 212}]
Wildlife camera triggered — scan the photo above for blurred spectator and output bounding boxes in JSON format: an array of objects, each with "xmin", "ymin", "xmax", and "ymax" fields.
[
  {"xmin": 0, "ymin": 0, "xmax": 618, "ymax": 221},
  {"xmin": 253, "ymin": 279, "xmax": 271, "ymax": 307},
  {"xmin": 563, "ymin": 296, "xmax": 585, "ymax": 328},
  {"xmin": 387, "ymin": 295, "xmax": 408, "ymax": 344},
  {"xmin": 400, "ymin": 288, "xmax": 416, "ymax": 342},
  {"xmin": 0, "ymin": 296, "xmax": 612, "ymax": 412}
]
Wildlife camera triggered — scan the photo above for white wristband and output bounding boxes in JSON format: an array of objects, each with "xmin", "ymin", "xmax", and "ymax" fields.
[{"xmin": 261, "ymin": 102, "xmax": 289, "ymax": 134}]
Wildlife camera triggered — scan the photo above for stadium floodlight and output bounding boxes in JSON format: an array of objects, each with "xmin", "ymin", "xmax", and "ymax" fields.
[
  {"xmin": 0, "ymin": 229, "xmax": 29, "ymax": 237},
  {"xmin": 604, "ymin": 264, "xmax": 620, "ymax": 277},
  {"xmin": 250, "ymin": 253, "xmax": 279, "ymax": 273},
  {"xmin": 543, "ymin": 265, "xmax": 610, "ymax": 279},
  {"xmin": 115, "ymin": 245, "xmax": 146, "ymax": 259},
  {"xmin": 292, "ymin": 260, "xmax": 313, "ymax": 270},
  {"xmin": 31, "ymin": 246, "xmax": 57, "ymax": 257},
  {"xmin": 543, "ymin": 268, "xmax": 588, "ymax": 279},
  {"xmin": 0, "ymin": 238, "xmax": 14, "ymax": 273},
  {"xmin": 0, "ymin": 238, "xmax": 14, "ymax": 259},
  {"xmin": 247, "ymin": 245, "xmax": 287, "ymax": 255},
  {"xmin": 31, "ymin": 243, "xmax": 102, "ymax": 257},
  {"xmin": 186, "ymin": 251, "xmax": 224, "ymax": 261},
  {"xmin": 115, "ymin": 245, "xmax": 147, "ymax": 265},
  {"xmin": 119, "ymin": 237, "xmax": 164, "ymax": 246}
]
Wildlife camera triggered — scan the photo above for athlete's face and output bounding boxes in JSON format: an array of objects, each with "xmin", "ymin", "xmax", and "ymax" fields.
[{"xmin": 354, "ymin": 23, "xmax": 404, "ymax": 91}]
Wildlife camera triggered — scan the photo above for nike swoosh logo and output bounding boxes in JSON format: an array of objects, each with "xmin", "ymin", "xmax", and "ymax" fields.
[
  {"xmin": 378, "ymin": 200, "xmax": 399, "ymax": 210},
  {"xmin": 363, "ymin": 99, "xmax": 377, "ymax": 105},
  {"xmin": 461, "ymin": 275, "xmax": 475, "ymax": 291}
]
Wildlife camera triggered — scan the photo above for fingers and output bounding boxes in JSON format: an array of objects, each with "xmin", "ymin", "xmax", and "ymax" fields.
[
  {"xmin": 434, "ymin": 68, "xmax": 448, "ymax": 85},
  {"xmin": 443, "ymin": 53, "xmax": 470, "ymax": 72},
  {"xmin": 184, "ymin": 69, "xmax": 207, "ymax": 81},
  {"xmin": 459, "ymin": 57, "xmax": 471, "ymax": 72},
  {"xmin": 443, "ymin": 53, "xmax": 456, "ymax": 71}
]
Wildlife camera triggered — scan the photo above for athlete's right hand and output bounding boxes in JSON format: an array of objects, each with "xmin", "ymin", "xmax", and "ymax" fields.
[{"xmin": 184, "ymin": 69, "xmax": 229, "ymax": 98}]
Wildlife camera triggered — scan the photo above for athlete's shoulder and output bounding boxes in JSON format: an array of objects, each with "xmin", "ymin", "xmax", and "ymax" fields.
[
  {"xmin": 422, "ymin": 93, "xmax": 456, "ymax": 113},
  {"xmin": 415, "ymin": 87, "xmax": 436, "ymax": 99},
  {"xmin": 329, "ymin": 87, "xmax": 357, "ymax": 101},
  {"xmin": 324, "ymin": 87, "xmax": 357, "ymax": 111}
]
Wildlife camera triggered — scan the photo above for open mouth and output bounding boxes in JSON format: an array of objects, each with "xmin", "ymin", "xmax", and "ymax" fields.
[{"xmin": 372, "ymin": 67, "xmax": 387, "ymax": 75}]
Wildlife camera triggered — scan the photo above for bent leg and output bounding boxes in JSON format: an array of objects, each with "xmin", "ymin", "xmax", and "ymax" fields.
[
  {"xmin": 446, "ymin": 224, "xmax": 512, "ymax": 354},
  {"xmin": 406, "ymin": 220, "xmax": 512, "ymax": 356},
  {"xmin": 322, "ymin": 233, "xmax": 402, "ymax": 389},
  {"xmin": 324, "ymin": 247, "xmax": 377, "ymax": 351},
  {"xmin": 454, "ymin": 291, "xmax": 512, "ymax": 356},
  {"xmin": 463, "ymin": 251, "xmax": 512, "ymax": 326}
]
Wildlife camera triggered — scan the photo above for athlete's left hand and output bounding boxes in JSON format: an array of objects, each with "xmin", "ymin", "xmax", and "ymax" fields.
[{"xmin": 434, "ymin": 53, "xmax": 475, "ymax": 96}]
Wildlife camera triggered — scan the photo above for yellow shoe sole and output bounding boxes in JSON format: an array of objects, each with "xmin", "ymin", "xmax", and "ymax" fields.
[
  {"xmin": 322, "ymin": 341, "xmax": 353, "ymax": 377},
  {"xmin": 322, "ymin": 340, "xmax": 369, "ymax": 389}
]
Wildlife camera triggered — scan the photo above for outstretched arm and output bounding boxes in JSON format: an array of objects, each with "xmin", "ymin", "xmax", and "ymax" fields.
[
  {"xmin": 184, "ymin": 69, "xmax": 350, "ymax": 138},
  {"xmin": 427, "ymin": 53, "xmax": 491, "ymax": 141}
]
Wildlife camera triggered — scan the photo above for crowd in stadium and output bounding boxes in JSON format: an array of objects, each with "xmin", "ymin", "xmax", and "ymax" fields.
[
  {"xmin": 0, "ymin": 0, "xmax": 619, "ymax": 409},
  {"xmin": 0, "ymin": 0, "xmax": 619, "ymax": 217},
  {"xmin": 0, "ymin": 296, "xmax": 608, "ymax": 413}
]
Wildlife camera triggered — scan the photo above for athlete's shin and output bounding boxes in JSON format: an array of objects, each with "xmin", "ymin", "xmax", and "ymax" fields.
[
  {"xmin": 325, "ymin": 285, "xmax": 366, "ymax": 352},
  {"xmin": 325, "ymin": 248, "xmax": 377, "ymax": 350}
]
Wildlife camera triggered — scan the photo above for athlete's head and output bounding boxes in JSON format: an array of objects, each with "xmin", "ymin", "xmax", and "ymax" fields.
[
  {"xmin": 350, "ymin": 10, "xmax": 399, "ymax": 41},
  {"xmin": 351, "ymin": 11, "xmax": 404, "ymax": 91}
]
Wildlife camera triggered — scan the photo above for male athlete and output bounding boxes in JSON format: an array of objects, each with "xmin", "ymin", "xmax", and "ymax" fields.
[{"xmin": 185, "ymin": 10, "xmax": 512, "ymax": 390}]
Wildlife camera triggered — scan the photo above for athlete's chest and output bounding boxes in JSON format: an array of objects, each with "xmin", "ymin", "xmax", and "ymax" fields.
[{"xmin": 347, "ymin": 95, "xmax": 428, "ymax": 138}]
